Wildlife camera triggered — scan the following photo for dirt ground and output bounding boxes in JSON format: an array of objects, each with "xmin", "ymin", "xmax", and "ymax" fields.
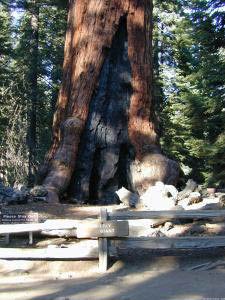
[{"xmin": 1, "ymin": 254, "xmax": 225, "ymax": 300}]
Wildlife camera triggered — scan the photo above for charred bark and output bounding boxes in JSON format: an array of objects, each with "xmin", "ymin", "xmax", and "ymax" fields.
[
  {"xmin": 69, "ymin": 16, "xmax": 132, "ymax": 203},
  {"xmin": 40, "ymin": 0, "xmax": 179, "ymax": 203}
]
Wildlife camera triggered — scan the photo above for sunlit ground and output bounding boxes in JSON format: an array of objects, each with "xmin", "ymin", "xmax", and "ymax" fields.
[{"xmin": 0, "ymin": 255, "xmax": 225, "ymax": 300}]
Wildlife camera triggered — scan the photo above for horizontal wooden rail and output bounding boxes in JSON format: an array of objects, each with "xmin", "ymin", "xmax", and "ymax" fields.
[
  {"xmin": 1, "ymin": 210, "xmax": 225, "ymax": 235},
  {"xmin": 112, "ymin": 236, "xmax": 225, "ymax": 250},
  {"xmin": 0, "ymin": 219, "xmax": 151, "ymax": 237},
  {"xmin": 1, "ymin": 236, "xmax": 225, "ymax": 260},
  {"xmin": 108, "ymin": 210, "xmax": 225, "ymax": 220},
  {"xmin": 0, "ymin": 241, "xmax": 99, "ymax": 260},
  {"xmin": 0, "ymin": 220, "xmax": 84, "ymax": 235}
]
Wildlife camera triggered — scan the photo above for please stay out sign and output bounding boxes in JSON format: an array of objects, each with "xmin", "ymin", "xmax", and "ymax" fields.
[{"xmin": 0, "ymin": 213, "xmax": 39, "ymax": 224}]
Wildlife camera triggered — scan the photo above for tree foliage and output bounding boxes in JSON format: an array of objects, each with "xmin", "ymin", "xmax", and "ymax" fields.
[
  {"xmin": 153, "ymin": 0, "xmax": 225, "ymax": 187},
  {"xmin": 0, "ymin": 0, "xmax": 67, "ymax": 185}
]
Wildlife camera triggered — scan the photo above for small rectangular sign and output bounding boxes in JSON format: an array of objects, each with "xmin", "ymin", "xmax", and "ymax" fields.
[
  {"xmin": 77, "ymin": 220, "xmax": 129, "ymax": 238},
  {"xmin": 0, "ymin": 213, "xmax": 39, "ymax": 224}
]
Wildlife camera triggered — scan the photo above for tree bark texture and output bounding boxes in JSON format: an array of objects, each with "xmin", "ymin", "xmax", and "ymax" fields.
[{"xmin": 40, "ymin": 0, "xmax": 179, "ymax": 203}]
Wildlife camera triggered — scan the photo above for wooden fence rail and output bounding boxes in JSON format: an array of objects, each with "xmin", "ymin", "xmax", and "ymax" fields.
[{"xmin": 108, "ymin": 210, "xmax": 225, "ymax": 220}]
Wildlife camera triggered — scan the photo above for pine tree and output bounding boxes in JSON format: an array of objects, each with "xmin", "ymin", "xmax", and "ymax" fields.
[
  {"xmin": 14, "ymin": 0, "xmax": 67, "ymax": 184},
  {"xmin": 158, "ymin": 0, "xmax": 225, "ymax": 187},
  {"xmin": 0, "ymin": 2, "xmax": 13, "ymax": 137},
  {"xmin": 0, "ymin": 0, "xmax": 67, "ymax": 185}
]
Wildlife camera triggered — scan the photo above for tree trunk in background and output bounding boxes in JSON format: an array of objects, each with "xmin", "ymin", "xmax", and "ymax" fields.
[
  {"xmin": 27, "ymin": 0, "xmax": 39, "ymax": 185},
  {"xmin": 40, "ymin": 0, "xmax": 179, "ymax": 203}
]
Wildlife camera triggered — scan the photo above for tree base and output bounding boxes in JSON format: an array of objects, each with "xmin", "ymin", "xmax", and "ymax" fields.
[{"xmin": 130, "ymin": 153, "xmax": 180, "ymax": 196}]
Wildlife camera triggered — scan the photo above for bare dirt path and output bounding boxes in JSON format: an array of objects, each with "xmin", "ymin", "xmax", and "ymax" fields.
[{"xmin": 1, "ymin": 255, "xmax": 225, "ymax": 300}]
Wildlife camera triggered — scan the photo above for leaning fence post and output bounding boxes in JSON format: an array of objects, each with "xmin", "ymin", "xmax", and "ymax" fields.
[{"xmin": 98, "ymin": 208, "xmax": 108, "ymax": 272}]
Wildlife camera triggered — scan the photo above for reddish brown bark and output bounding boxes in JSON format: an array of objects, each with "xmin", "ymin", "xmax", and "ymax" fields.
[
  {"xmin": 47, "ymin": 0, "xmax": 76, "ymax": 160},
  {"xmin": 127, "ymin": 0, "xmax": 159, "ymax": 159},
  {"xmin": 41, "ymin": 0, "xmax": 179, "ymax": 201}
]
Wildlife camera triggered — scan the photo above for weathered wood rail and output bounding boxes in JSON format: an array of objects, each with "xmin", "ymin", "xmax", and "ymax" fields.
[
  {"xmin": 108, "ymin": 210, "xmax": 225, "ymax": 220},
  {"xmin": 1, "ymin": 209, "xmax": 225, "ymax": 234},
  {"xmin": 0, "ymin": 208, "xmax": 225, "ymax": 272}
]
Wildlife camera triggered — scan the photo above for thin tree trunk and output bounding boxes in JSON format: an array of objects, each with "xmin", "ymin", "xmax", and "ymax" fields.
[
  {"xmin": 27, "ymin": 0, "xmax": 39, "ymax": 185},
  {"xmin": 40, "ymin": 0, "xmax": 179, "ymax": 203}
]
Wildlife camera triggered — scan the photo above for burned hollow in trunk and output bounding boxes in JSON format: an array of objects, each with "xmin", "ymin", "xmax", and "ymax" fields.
[{"xmin": 69, "ymin": 17, "xmax": 132, "ymax": 203}]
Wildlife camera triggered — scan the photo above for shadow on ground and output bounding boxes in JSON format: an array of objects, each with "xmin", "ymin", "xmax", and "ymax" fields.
[{"xmin": 1, "ymin": 253, "xmax": 225, "ymax": 300}]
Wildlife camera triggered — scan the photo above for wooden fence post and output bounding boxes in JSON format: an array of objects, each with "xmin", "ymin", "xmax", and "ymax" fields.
[
  {"xmin": 29, "ymin": 232, "xmax": 33, "ymax": 245},
  {"xmin": 98, "ymin": 208, "xmax": 108, "ymax": 272},
  {"xmin": 5, "ymin": 234, "xmax": 10, "ymax": 245}
]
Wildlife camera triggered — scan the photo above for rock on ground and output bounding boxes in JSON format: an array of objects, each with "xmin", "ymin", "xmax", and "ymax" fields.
[{"xmin": 139, "ymin": 181, "xmax": 178, "ymax": 210}]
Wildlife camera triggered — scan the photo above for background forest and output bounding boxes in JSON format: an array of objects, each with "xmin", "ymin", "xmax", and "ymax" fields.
[{"xmin": 0, "ymin": 0, "xmax": 224, "ymax": 188}]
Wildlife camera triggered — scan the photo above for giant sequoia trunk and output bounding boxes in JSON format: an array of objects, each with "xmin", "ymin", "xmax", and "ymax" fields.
[{"xmin": 39, "ymin": 0, "xmax": 179, "ymax": 203}]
